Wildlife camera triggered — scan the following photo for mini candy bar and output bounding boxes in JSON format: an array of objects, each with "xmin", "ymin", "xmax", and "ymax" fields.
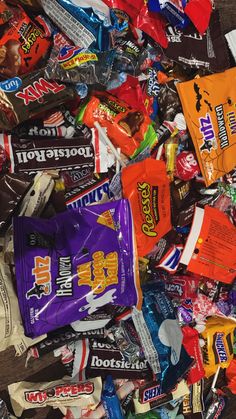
[
  {"xmin": 66, "ymin": 177, "xmax": 112, "ymax": 210},
  {"xmin": 122, "ymin": 158, "xmax": 172, "ymax": 257},
  {"xmin": 0, "ymin": 68, "xmax": 76, "ymax": 130},
  {"xmin": 133, "ymin": 379, "xmax": 190, "ymax": 414},
  {"xmin": 77, "ymin": 91, "xmax": 157, "ymax": 158},
  {"xmin": 101, "ymin": 375, "xmax": 124, "ymax": 419},
  {"xmin": 200, "ymin": 316, "xmax": 236, "ymax": 378},
  {"xmin": 8, "ymin": 377, "xmax": 102, "ymax": 417},
  {"xmin": 72, "ymin": 338, "xmax": 153, "ymax": 381},
  {"xmin": 0, "ymin": 4, "xmax": 51, "ymax": 78},
  {"xmin": 14, "ymin": 199, "xmax": 142, "ymax": 337},
  {"xmin": 0, "ymin": 134, "xmax": 94, "ymax": 174},
  {"xmin": 45, "ymin": 46, "xmax": 115, "ymax": 86}
]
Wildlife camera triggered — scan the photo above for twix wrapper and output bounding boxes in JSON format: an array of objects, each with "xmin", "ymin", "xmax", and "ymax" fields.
[
  {"xmin": 177, "ymin": 68, "xmax": 236, "ymax": 186},
  {"xmin": 0, "ymin": 68, "xmax": 76, "ymax": 130},
  {"xmin": 8, "ymin": 377, "xmax": 102, "ymax": 417}
]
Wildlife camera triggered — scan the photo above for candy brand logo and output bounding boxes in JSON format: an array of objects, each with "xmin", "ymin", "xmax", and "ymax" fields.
[
  {"xmin": 21, "ymin": 28, "xmax": 44, "ymax": 53},
  {"xmin": 0, "ymin": 77, "xmax": 22, "ymax": 92},
  {"xmin": 16, "ymin": 146, "xmax": 93, "ymax": 165},
  {"xmin": 27, "ymin": 256, "xmax": 52, "ymax": 300},
  {"xmin": 58, "ymin": 46, "xmax": 98, "ymax": 69},
  {"xmin": 165, "ymin": 281, "xmax": 184, "ymax": 297},
  {"xmin": 91, "ymin": 356, "xmax": 148, "ymax": 370},
  {"xmin": 15, "ymin": 78, "xmax": 66, "ymax": 105},
  {"xmin": 67, "ymin": 181, "xmax": 111, "ymax": 209},
  {"xmin": 137, "ymin": 182, "xmax": 158, "ymax": 238},
  {"xmin": 77, "ymin": 251, "xmax": 118, "ymax": 294},
  {"xmin": 215, "ymin": 332, "xmax": 228, "ymax": 362},
  {"xmin": 227, "ymin": 111, "xmax": 236, "ymax": 136},
  {"xmin": 147, "ymin": 68, "xmax": 160, "ymax": 97},
  {"xmin": 56, "ymin": 256, "xmax": 73, "ymax": 297},
  {"xmin": 215, "ymin": 105, "xmax": 229, "ymax": 149},
  {"xmin": 125, "ymin": 40, "xmax": 140, "ymax": 55},
  {"xmin": 142, "ymin": 384, "xmax": 164, "ymax": 403},
  {"xmin": 98, "ymin": 97, "xmax": 126, "ymax": 118},
  {"xmin": 199, "ymin": 114, "xmax": 217, "ymax": 153},
  {"xmin": 24, "ymin": 382, "xmax": 94, "ymax": 404}
]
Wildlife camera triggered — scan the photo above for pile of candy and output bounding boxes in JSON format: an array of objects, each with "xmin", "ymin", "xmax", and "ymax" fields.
[{"xmin": 0, "ymin": 0, "xmax": 236, "ymax": 418}]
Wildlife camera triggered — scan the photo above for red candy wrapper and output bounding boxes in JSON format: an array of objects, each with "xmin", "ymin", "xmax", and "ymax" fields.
[
  {"xmin": 182, "ymin": 326, "xmax": 205, "ymax": 385},
  {"xmin": 176, "ymin": 151, "xmax": 200, "ymax": 181}
]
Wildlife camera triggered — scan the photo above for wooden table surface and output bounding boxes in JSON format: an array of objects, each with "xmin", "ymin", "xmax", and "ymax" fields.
[{"xmin": 1, "ymin": 1, "xmax": 236, "ymax": 418}]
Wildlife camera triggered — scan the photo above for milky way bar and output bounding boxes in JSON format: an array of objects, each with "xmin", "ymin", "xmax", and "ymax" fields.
[
  {"xmin": 0, "ymin": 134, "xmax": 94, "ymax": 174},
  {"xmin": 0, "ymin": 68, "xmax": 76, "ymax": 130}
]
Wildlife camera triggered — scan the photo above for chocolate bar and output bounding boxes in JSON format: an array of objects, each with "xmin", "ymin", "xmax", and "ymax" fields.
[
  {"xmin": 0, "ymin": 68, "xmax": 76, "ymax": 130},
  {"xmin": 0, "ymin": 134, "xmax": 94, "ymax": 174}
]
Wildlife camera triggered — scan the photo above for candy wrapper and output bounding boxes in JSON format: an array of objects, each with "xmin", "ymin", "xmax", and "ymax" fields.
[
  {"xmin": 180, "ymin": 205, "xmax": 236, "ymax": 284},
  {"xmin": 0, "ymin": 255, "xmax": 45, "ymax": 355},
  {"xmin": 14, "ymin": 199, "xmax": 142, "ymax": 337},
  {"xmin": 45, "ymin": 46, "xmax": 115, "ymax": 86},
  {"xmin": 41, "ymin": 0, "xmax": 111, "ymax": 51},
  {"xmin": 76, "ymin": 92, "xmax": 157, "ymax": 158},
  {"xmin": 122, "ymin": 158, "xmax": 172, "ymax": 256},
  {"xmin": 8, "ymin": 377, "xmax": 102, "ymax": 417},
  {"xmin": 0, "ymin": 4, "xmax": 51, "ymax": 78},
  {"xmin": 177, "ymin": 67, "xmax": 236, "ymax": 186},
  {"xmin": 101, "ymin": 375, "xmax": 124, "ymax": 419},
  {"xmin": 200, "ymin": 316, "xmax": 236, "ymax": 378},
  {"xmin": 0, "ymin": 68, "xmax": 76, "ymax": 130},
  {"xmin": 133, "ymin": 282, "xmax": 193, "ymax": 393}
]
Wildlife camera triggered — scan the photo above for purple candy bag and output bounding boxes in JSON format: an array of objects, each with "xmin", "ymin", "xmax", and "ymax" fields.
[{"xmin": 14, "ymin": 199, "xmax": 142, "ymax": 338}]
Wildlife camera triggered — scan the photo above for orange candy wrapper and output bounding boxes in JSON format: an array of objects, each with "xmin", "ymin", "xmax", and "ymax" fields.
[
  {"xmin": 121, "ymin": 158, "xmax": 172, "ymax": 257},
  {"xmin": 180, "ymin": 205, "xmax": 236, "ymax": 284},
  {"xmin": 177, "ymin": 68, "xmax": 236, "ymax": 186}
]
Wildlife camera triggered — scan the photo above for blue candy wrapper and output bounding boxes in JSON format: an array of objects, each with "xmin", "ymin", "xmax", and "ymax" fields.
[
  {"xmin": 41, "ymin": 0, "xmax": 111, "ymax": 51},
  {"xmin": 141, "ymin": 282, "xmax": 193, "ymax": 393},
  {"xmin": 148, "ymin": 0, "xmax": 189, "ymax": 28},
  {"xmin": 101, "ymin": 376, "xmax": 124, "ymax": 419}
]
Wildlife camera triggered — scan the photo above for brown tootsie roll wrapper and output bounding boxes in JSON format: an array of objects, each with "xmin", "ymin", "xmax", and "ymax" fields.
[
  {"xmin": 8, "ymin": 377, "xmax": 102, "ymax": 417},
  {"xmin": 0, "ymin": 68, "xmax": 77, "ymax": 130},
  {"xmin": 0, "ymin": 133, "xmax": 94, "ymax": 174}
]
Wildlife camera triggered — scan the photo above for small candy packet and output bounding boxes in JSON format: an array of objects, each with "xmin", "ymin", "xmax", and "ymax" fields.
[
  {"xmin": 121, "ymin": 158, "xmax": 172, "ymax": 256},
  {"xmin": 76, "ymin": 92, "xmax": 157, "ymax": 158},
  {"xmin": 14, "ymin": 199, "xmax": 142, "ymax": 337},
  {"xmin": 200, "ymin": 316, "xmax": 236, "ymax": 378},
  {"xmin": 45, "ymin": 46, "xmax": 115, "ymax": 86},
  {"xmin": 8, "ymin": 377, "xmax": 102, "ymax": 417}
]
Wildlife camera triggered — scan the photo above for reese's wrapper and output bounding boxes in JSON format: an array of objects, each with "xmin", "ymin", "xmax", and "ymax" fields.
[
  {"xmin": 8, "ymin": 377, "xmax": 102, "ymax": 417},
  {"xmin": 76, "ymin": 92, "xmax": 157, "ymax": 158},
  {"xmin": 177, "ymin": 68, "xmax": 236, "ymax": 186},
  {"xmin": 200, "ymin": 316, "xmax": 236, "ymax": 378},
  {"xmin": 0, "ymin": 134, "xmax": 94, "ymax": 174},
  {"xmin": 180, "ymin": 206, "xmax": 236, "ymax": 284},
  {"xmin": 0, "ymin": 68, "xmax": 76, "ymax": 130},
  {"xmin": 0, "ymin": 4, "xmax": 51, "ymax": 78},
  {"xmin": 13, "ymin": 199, "xmax": 142, "ymax": 337},
  {"xmin": 122, "ymin": 158, "xmax": 171, "ymax": 257}
]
